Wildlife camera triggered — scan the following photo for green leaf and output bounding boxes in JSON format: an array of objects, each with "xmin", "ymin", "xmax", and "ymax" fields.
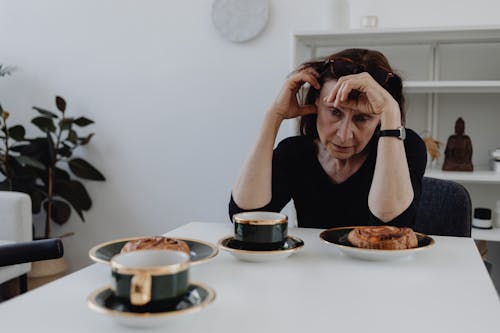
[
  {"xmin": 74, "ymin": 117, "xmax": 94, "ymax": 127},
  {"xmin": 55, "ymin": 96, "xmax": 66, "ymax": 113},
  {"xmin": 54, "ymin": 167, "xmax": 70, "ymax": 181},
  {"xmin": 60, "ymin": 118, "xmax": 73, "ymax": 130},
  {"xmin": 44, "ymin": 199, "xmax": 71, "ymax": 225},
  {"xmin": 13, "ymin": 155, "xmax": 46, "ymax": 170},
  {"xmin": 32, "ymin": 116, "xmax": 56, "ymax": 133},
  {"xmin": 32, "ymin": 107, "xmax": 58, "ymax": 118},
  {"xmin": 53, "ymin": 179, "xmax": 91, "ymax": 219},
  {"xmin": 68, "ymin": 158, "xmax": 105, "ymax": 181},
  {"xmin": 66, "ymin": 130, "xmax": 77, "ymax": 145},
  {"xmin": 58, "ymin": 143, "xmax": 72, "ymax": 158},
  {"xmin": 30, "ymin": 189, "xmax": 45, "ymax": 214},
  {"xmin": 8, "ymin": 125, "xmax": 25, "ymax": 141},
  {"xmin": 79, "ymin": 133, "xmax": 94, "ymax": 145}
]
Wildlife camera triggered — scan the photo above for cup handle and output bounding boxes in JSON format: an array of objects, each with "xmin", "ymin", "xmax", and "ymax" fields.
[{"xmin": 130, "ymin": 272, "xmax": 152, "ymax": 305}]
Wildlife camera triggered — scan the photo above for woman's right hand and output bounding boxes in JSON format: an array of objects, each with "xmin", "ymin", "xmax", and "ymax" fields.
[{"xmin": 271, "ymin": 67, "xmax": 321, "ymax": 119}]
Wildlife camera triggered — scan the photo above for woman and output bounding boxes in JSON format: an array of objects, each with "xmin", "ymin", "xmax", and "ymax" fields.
[{"xmin": 229, "ymin": 49, "xmax": 426, "ymax": 229}]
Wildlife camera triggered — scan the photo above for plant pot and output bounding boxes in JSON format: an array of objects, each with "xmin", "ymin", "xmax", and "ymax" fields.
[{"xmin": 27, "ymin": 257, "xmax": 67, "ymax": 290}]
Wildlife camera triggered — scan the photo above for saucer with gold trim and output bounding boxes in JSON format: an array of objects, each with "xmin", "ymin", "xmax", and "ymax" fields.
[
  {"xmin": 87, "ymin": 282, "xmax": 216, "ymax": 328},
  {"xmin": 218, "ymin": 235, "xmax": 304, "ymax": 262},
  {"xmin": 89, "ymin": 237, "xmax": 218, "ymax": 265}
]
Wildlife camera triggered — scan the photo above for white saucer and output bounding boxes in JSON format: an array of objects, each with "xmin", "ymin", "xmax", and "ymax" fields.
[
  {"xmin": 218, "ymin": 235, "xmax": 304, "ymax": 262},
  {"xmin": 87, "ymin": 282, "xmax": 215, "ymax": 328}
]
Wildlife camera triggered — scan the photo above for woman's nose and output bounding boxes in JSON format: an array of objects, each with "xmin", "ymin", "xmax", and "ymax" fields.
[{"xmin": 336, "ymin": 119, "xmax": 353, "ymax": 142}]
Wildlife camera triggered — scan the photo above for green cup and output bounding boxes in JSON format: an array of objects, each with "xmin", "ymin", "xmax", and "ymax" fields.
[
  {"xmin": 110, "ymin": 250, "xmax": 190, "ymax": 306},
  {"xmin": 233, "ymin": 211, "xmax": 288, "ymax": 250}
]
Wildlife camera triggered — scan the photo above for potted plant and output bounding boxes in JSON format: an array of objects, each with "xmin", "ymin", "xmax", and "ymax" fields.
[
  {"xmin": 1, "ymin": 66, "xmax": 105, "ymax": 284},
  {"xmin": 13, "ymin": 95, "xmax": 106, "ymax": 239}
]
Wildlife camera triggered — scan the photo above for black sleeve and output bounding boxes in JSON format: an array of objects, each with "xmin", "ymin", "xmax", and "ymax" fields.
[
  {"xmin": 369, "ymin": 129, "xmax": 427, "ymax": 228},
  {"xmin": 228, "ymin": 138, "xmax": 296, "ymax": 222}
]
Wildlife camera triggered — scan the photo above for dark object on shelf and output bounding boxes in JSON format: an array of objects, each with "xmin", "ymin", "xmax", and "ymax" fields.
[
  {"xmin": 472, "ymin": 208, "xmax": 492, "ymax": 229},
  {"xmin": 442, "ymin": 117, "xmax": 473, "ymax": 171}
]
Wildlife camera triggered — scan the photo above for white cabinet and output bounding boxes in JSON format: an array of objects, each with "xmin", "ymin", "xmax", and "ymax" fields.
[{"xmin": 292, "ymin": 26, "xmax": 500, "ymax": 240}]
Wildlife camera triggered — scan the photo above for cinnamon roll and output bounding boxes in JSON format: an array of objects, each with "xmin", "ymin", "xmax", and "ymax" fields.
[
  {"xmin": 347, "ymin": 226, "xmax": 418, "ymax": 250},
  {"xmin": 120, "ymin": 236, "xmax": 191, "ymax": 255}
]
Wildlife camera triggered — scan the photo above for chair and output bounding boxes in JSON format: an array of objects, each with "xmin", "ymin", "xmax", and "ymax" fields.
[
  {"xmin": 0, "ymin": 192, "xmax": 64, "ymax": 297},
  {"xmin": 0, "ymin": 191, "xmax": 32, "ymax": 293},
  {"xmin": 414, "ymin": 177, "xmax": 472, "ymax": 237}
]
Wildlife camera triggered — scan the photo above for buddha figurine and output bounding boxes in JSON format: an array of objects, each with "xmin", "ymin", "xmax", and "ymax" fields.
[{"xmin": 442, "ymin": 117, "xmax": 473, "ymax": 171}]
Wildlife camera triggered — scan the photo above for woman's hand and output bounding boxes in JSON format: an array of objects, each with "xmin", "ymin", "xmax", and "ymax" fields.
[
  {"xmin": 324, "ymin": 72, "xmax": 399, "ymax": 118},
  {"xmin": 271, "ymin": 67, "xmax": 321, "ymax": 119}
]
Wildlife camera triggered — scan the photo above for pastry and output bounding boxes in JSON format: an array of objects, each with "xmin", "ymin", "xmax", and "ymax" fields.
[
  {"xmin": 347, "ymin": 226, "xmax": 418, "ymax": 250},
  {"xmin": 120, "ymin": 236, "xmax": 191, "ymax": 255}
]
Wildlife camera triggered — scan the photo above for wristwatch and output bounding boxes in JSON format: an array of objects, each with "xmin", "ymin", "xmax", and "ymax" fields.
[{"xmin": 379, "ymin": 126, "xmax": 406, "ymax": 140}]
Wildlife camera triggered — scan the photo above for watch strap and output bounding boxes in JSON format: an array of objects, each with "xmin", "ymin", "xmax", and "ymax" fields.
[{"xmin": 379, "ymin": 126, "xmax": 406, "ymax": 140}]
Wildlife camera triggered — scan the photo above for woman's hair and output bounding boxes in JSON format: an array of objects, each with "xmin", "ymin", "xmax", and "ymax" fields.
[{"xmin": 298, "ymin": 48, "xmax": 405, "ymax": 138}]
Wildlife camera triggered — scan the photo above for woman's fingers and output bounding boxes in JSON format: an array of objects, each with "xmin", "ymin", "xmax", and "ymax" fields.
[{"xmin": 324, "ymin": 72, "xmax": 392, "ymax": 114}]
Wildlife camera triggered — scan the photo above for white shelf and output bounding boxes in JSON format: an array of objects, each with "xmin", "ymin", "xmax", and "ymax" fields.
[
  {"xmin": 403, "ymin": 80, "xmax": 500, "ymax": 93},
  {"xmin": 472, "ymin": 227, "xmax": 500, "ymax": 242},
  {"xmin": 293, "ymin": 26, "xmax": 500, "ymax": 48},
  {"xmin": 425, "ymin": 168, "xmax": 500, "ymax": 184}
]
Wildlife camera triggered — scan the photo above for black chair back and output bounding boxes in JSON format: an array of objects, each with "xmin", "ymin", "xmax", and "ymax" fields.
[{"xmin": 415, "ymin": 177, "xmax": 472, "ymax": 237}]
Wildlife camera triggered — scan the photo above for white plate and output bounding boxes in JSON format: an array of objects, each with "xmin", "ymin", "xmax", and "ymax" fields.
[
  {"xmin": 87, "ymin": 282, "xmax": 215, "ymax": 328},
  {"xmin": 218, "ymin": 235, "xmax": 304, "ymax": 262},
  {"xmin": 320, "ymin": 226, "xmax": 435, "ymax": 261}
]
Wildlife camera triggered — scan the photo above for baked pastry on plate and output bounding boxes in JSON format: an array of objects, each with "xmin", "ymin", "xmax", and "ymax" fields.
[
  {"xmin": 347, "ymin": 226, "xmax": 418, "ymax": 250},
  {"xmin": 120, "ymin": 236, "xmax": 191, "ymax": 255}
]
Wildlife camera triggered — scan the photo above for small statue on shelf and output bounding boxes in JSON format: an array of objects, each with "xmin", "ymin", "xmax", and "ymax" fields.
[{"xmin": 442, "ymin": 117, "xmax": 473, "ymax": 171}]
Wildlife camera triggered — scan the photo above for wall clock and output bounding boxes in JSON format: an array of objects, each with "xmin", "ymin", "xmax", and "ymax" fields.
[{"xmin": 211, "ymin": 0, "xmax": 270, "ymax": 43}]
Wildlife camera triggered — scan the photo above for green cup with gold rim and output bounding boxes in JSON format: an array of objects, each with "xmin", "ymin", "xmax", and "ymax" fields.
[
  {"xmin": 110, "ymin": 250, "xmax": 190, "ymax": 306},
  {"xmin": 232, "ymin": 211, "xmax": 288, "ymax": 250}
]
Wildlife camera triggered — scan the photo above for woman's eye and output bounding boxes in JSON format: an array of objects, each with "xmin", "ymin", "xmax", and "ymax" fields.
[
  {"xmin": 354, "ymin": 115, "xmax": 370, "ymax": 122},
  {"xmin": 329, "ymin": 108, "xmax": 341, "ymax": 117}
]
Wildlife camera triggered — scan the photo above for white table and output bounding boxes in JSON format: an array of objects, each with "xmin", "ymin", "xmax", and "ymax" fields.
[{"xmin": 1, "ymin": 222, "xmax": 499, "ymax": 332}]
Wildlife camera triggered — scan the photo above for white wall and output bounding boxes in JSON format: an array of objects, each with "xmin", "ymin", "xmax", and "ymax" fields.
[{"xmin": 1, "ymin": 0, "xmax": 500, "ymax": 273}]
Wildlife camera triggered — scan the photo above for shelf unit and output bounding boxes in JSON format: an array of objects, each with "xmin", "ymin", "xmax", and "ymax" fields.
[
  {"xmin": 472, "ymin": 227, "xmax": 500, "ymax": 242},
  {"xmin": 403, "ymin": 80, "xmax": 500, "ymax": 94},
  {"xmin": 425, "ymin": 168, "xmax": 500, "ymax": 184},
  {"xmin": 292, "ymin": 26, "xmax": 500, "ymax": 240}
]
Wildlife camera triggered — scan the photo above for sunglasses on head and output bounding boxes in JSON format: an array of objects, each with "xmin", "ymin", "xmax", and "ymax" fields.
[{"xmin": 318, "ymin": 57, "xmax": 395, "ymax": 87}]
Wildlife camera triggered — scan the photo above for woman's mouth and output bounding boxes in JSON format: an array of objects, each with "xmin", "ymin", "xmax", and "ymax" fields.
[{"xmin": 329, "ymin": 142, "xmax": 353, "ymax": 153}]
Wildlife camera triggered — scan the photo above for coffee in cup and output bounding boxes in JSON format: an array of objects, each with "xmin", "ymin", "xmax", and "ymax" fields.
[
  {"xmin": 110, "ymin": 249, "xmax": 190, "ymax": 306},
  {"xmin": 232, "ymin": 211, "xmax": 288, "ymax": 250}
]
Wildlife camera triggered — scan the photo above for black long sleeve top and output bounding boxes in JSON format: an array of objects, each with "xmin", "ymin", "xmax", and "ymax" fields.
[{"xmin": 229, "ymin": 128, "xmax": 427, "ymax": 229}]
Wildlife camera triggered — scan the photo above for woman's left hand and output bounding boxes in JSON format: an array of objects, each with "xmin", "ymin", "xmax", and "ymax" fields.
[{"xmin": 323, "ymin": 72, "xmax": 399, "ymax": 117}]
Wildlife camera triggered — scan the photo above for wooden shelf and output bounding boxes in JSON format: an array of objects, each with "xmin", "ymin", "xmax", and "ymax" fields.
[
  {"xmin": 404, "ymin": 80, "xmax": 500, "ymax": 93},
  {"xmin": 425, "ymin": 168, "xmax": 500, "ymax": 184},
  {"xmin": 472, "ymin": 227, "xmax": 500, "ymax": 242}
]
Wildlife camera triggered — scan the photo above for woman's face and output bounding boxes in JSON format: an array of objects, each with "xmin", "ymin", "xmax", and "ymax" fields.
[{"xmin": 315, "ymin": 80, "xmax": 380, "ymax": 160}]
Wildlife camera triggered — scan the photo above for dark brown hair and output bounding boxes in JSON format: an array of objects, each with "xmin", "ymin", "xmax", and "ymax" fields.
[{"xmin": 298, "ymin": 48, "xmax": 405, "ymax": 139}]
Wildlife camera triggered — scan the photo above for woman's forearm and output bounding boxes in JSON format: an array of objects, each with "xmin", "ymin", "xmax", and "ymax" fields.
[
  {"xmin": 368, "ymin": 105, "xmax": 414, "ymax": 222},
  {"xmin": 232, "ymin": 110, "xmax": 284, "ymax": 209}
]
